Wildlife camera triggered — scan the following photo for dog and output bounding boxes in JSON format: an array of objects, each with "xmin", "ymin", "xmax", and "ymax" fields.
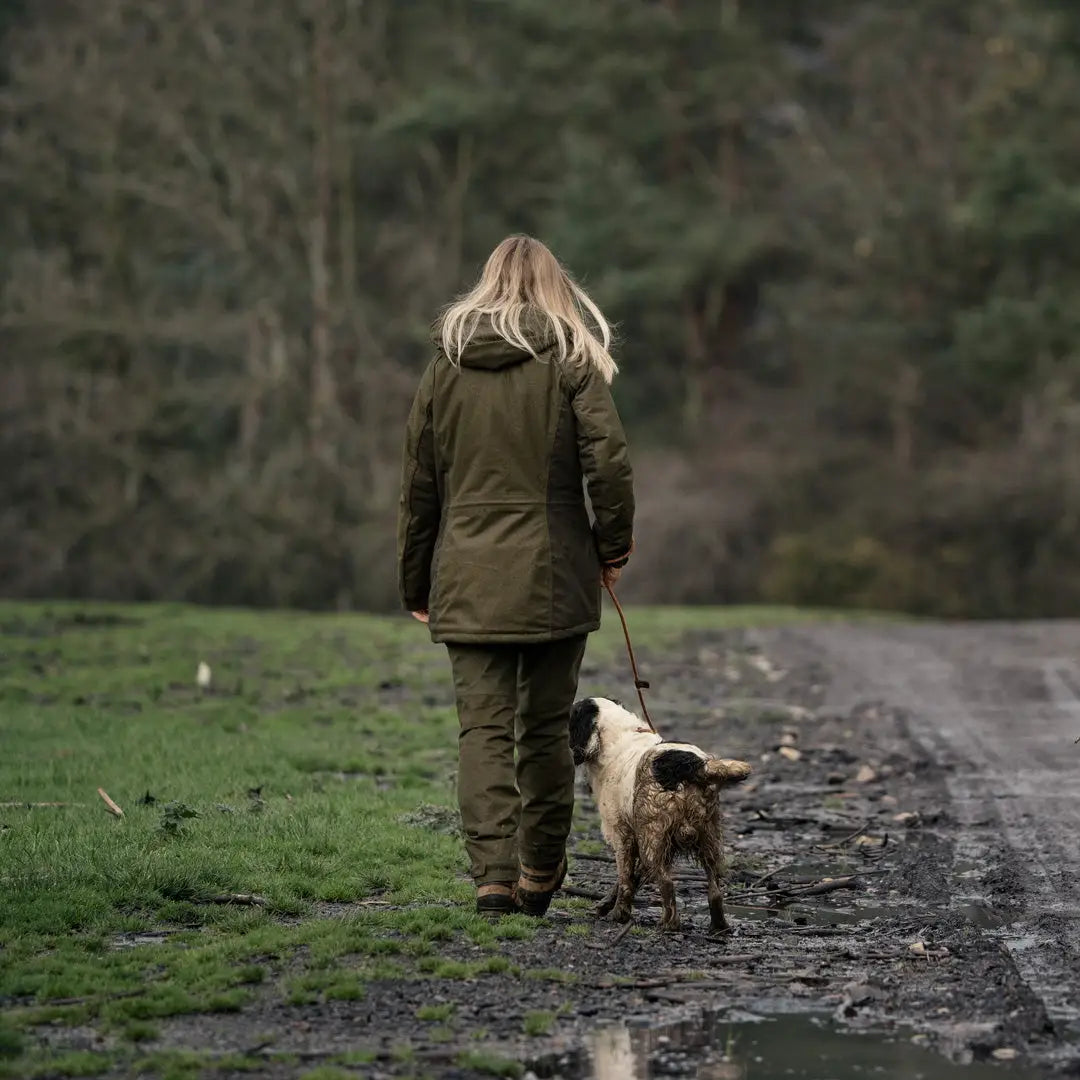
[{"xmin": 568, "ymin": 697, "xmax": 751, "ymax": 932}]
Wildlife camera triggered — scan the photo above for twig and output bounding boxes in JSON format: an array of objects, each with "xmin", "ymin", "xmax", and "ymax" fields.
[
  {"xmin": 97, "ymin": 788, "xmax": 124, "ymax": 818},
  {"xmin": 814, "ymin": 819, "xmax": 871, "ymax": 850},
  {"xmin": 745, "ymin": 863, "xmax": 789, "ymax": 890},
  {"xmin": 43, "ymin": 988, "xmax": 145, "ymax": 1007},
  {"xmin": 782, "ymin": 876, "xmax": 861, "ymax": 899},
  {"xmin": 608, "ymin": 921, "xmax": 634, "ymax": 948},
  {"xmin": 564, "ymin": 885, "xmax": 606, "ymax": 902},
  {"xmin": 203, "ymin": 893, "xmax": 268, "ymax": 906},
  {"xmin": 0, "ymin": 801, "xmax": 80, "ymax": 808}
]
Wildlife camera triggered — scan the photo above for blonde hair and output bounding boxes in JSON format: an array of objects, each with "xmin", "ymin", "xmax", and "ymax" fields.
[{"xmin": 439, "ymin": 235, "xmax": 618, "ymax": 383}]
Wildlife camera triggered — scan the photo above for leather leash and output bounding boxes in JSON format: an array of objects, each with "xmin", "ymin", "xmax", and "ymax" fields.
[{"xmin": 603, "ymin": 581, "xmax": 656, "ymax": 733}]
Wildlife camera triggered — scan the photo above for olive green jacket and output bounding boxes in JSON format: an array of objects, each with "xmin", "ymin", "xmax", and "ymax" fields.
[{"xmin": 397, "ymin": 317, "xmax": 634, "ymax": 643}]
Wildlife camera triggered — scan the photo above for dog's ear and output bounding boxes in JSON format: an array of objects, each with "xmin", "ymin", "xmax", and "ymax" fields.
[{"xmin": 568, "ymin": 698, "xmax": 600, "ymax": 766}]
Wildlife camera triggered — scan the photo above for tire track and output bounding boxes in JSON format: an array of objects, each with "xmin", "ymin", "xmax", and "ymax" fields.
[{"xmin": 804, "ymin": 623, "xmax": 1080, "ymax": 1031}]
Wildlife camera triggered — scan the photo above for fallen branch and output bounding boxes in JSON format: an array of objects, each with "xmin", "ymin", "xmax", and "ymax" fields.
[
  {"xmin": 728, "ymin": 867, "xmax": 889, "ymax": 906},
  {"xmin": 569, "ymin": 851, "xmax": 615, "ymax": 864},
  {"xmin": 814, "ymin": 819, "xmax": 871, "ymax": 850},
  {"xmin": 97, "ymin": 788, "xmax": 124, "ymax": 818},
  {"xmin": 564, "ymin": 885, "xmax": 606, "ymax": 902},
  {"xmin": 782, "ymin": 876, "xmax": 861, "ymax": 899},
  {"xmin": 203, "ymin": 893, "xmax": 268, "ymax": 906},
  {"xmin": 0, "ymin": 801, "xmax": 80, "ymax": 808}
]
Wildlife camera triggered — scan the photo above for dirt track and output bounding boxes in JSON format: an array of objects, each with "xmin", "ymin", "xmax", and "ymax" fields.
[
  {"xmin": 808, "ymin": 622, "xmax": 1080, "ymax": 1040},
  {"xmin": 152, "ymin": 621, "xmax": 1080, "ymax": 1078}
]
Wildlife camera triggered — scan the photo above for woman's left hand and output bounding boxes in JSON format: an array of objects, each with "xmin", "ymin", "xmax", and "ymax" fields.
[{"xmin": 411, "ymin": 610, "xmax": 430, "ymax": 624}]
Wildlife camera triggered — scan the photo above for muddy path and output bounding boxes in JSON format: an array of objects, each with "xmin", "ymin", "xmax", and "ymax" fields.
[{"xmin": 156, "ymin": 622, "xmax": 1080, "ymax": 1079}]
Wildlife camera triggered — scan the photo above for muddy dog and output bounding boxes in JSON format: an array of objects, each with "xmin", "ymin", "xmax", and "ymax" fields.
[{"xmin": 569, "ymin": 697, "xmax": 751, "ymax": 931}]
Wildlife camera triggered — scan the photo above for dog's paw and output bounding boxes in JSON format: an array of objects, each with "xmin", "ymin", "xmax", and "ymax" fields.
[
  {"xmin": 594, "ymin": 899, "xmax": 616, "ymax": 918},
  {"xmin": 610, "ymin": 905, "xmax": 632, "ymax": 924}
]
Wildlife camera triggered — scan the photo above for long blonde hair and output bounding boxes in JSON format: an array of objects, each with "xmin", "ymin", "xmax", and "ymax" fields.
[{"xmin": 439, "ymin": 235, "xmax": 618, "ymax": 383}]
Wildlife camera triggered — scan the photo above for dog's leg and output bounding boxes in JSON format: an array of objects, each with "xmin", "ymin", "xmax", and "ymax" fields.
[
  {"xmin": 608, "ymin": 829, "xmax": 639, "ymax": 924},
  {"xmin": 699, "ymin": 843, "xmax": 728, "ymax": 933},
  {"xmin": 657, "ymin": 866, "xmax": 679, "ymax": 931},
  {"xmin": 594, "ymin": 882, "xmax": 618, "ymax": 918}
]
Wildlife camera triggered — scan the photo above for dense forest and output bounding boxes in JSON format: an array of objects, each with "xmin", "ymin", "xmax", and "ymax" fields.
[{"xmin": 3, "ymin": 0, "xmax": 1080, "ymax": 616}]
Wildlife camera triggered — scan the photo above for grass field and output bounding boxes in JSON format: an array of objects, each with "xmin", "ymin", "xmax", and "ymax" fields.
[{"xmin": 0, "ymin": 601, "xmax": 834, "ymax": 1079}]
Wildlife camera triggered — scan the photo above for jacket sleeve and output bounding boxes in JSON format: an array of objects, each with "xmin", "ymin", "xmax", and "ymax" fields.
[
  {"xmin": 397, "ymin": 361, "xmax": 441, "ymax": 611},
  {"xmin": 570, "ymin": 365, "xmax": 635, "ymax": 565}
]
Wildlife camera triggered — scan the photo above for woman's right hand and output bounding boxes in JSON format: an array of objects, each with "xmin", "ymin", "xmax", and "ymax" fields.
[
  {"xmin": 411, "ymin": 610, "xmax": 430, "ymax": 624},
  {"xmin": 601, "ymin": 565, "xmax": 622, "ymax": 590}
]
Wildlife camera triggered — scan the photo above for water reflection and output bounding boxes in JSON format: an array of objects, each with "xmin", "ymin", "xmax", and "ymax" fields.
[{"xmin": 585, "ymin": 1012, "xmax": 1042, "ymax": 1079}]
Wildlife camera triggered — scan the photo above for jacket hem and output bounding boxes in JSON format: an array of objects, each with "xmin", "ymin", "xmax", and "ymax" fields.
[{"xmin": 431, "ymin": 619, "xmax": 600, "ymax": 645}]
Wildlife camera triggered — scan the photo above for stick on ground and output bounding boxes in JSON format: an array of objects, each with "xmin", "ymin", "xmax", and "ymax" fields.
[
  {"xmin": 0, "ymin": 801, "xmax": 79, "ymax": 808},
  {"xmin": 204, "ymin": 893, "xmax": 268, "ymax": 906},
  {"xmin": 97, "ymin": 788, "xmax": 124, "ymax": 818}
]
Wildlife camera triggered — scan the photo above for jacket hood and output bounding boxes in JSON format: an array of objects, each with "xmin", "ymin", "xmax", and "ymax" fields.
[{"xmin": 433, "ymin": 311, "xmax": 557, "ymax": 371}]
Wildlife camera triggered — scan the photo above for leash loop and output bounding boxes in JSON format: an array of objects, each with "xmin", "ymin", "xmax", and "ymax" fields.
[{"xmin": 603, "ymin": 581, "xmax": 656, "ymax": 733}]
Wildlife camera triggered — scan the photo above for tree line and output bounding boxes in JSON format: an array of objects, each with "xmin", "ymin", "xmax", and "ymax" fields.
[{"xmin": 2, "ymin": 0, "xmax": 1080, "ymax": 616}]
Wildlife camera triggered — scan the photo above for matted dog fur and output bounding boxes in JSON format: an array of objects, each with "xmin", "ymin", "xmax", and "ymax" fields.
[{"xmin": 569, "ymin": 697, "xmax": 751, "ymax": 931}]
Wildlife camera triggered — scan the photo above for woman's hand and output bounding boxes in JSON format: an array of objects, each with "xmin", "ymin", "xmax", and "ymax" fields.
[
  {"xmin": 601, "ymin": 565, "xmax": 622, "ymax": 590},
  {"xmin": 411, "ymin": 610, "xmax": 430, "ymax": 624}
]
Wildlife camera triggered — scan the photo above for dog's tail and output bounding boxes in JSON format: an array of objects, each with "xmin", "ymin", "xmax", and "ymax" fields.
[{"xmin": 702, "ymin": 758, "xmax": 752, "ymax": 787}]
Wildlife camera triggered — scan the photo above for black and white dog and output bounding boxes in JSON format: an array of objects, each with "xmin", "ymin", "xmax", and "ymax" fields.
[{"xmin": 569, "ymin": 697, "xmax": 751, "ymax": 931}]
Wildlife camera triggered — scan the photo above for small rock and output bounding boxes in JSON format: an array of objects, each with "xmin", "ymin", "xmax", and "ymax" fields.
[
  {"xmin": 854, "ymin": 764, "xmax": 877, "ymax": 784},
  {"xmin": 893, "ymin": 811, "xmax": 920, "ymax": 827},
  {"xmin": 196, "ymin": 661, "xmax": 212, "ymax": 689},
  {"xmin": 779, "ymin": 730, "xmax": 799, "ymax": 747},
  {"xmin": 909, "ymin": 940, "xmax": 927, "ymax": 956},
  {"xmin": 779, "ymin": 745, "xmax": 802, "ymax": 762},
  {"xmin": 748, "ymin": 654, "xmax": 776, "ymax": 676},
  {"xmin": 881, "ymin": 794, "xmax": 898, "ymax": 807},
  {"xmin": 992, "ymin": 1048, "xmax": 1018, "ymax": 1061}
]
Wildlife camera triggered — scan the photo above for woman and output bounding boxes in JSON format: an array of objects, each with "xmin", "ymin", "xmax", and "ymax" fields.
[{"xmin": 397, "ymin": 235, "xmax": 635, "ymax": 917}]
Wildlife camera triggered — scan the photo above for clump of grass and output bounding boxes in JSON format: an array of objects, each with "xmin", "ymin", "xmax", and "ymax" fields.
[
  {"xmin": 523, "ymin": 1010, "xmax": 556, "ymax": 1036},
  {"xmin": 332, "ymin": 1050, "xmax": 377, "ymax": 1066},
  {"xmin": 416, "ymin": 1003, "xmax": 455, "ymax": 1021},
  {"xmin": 418, "ymin": 956, "xmax": 512, "ymax": 979},
  {"xmin": 121, "ymin": 1020, "xmax": 159, "ymax": 1043},
  {"xmin": 0, "ymin": 1027, "xmax": 23, "ymax": 1060},
  {"xmin": 455, "ymin": 1050, "xmax": 524, "ymax": 1078}
]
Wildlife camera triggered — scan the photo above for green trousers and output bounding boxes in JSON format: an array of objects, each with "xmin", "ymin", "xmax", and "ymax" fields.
[{"xmin": 446, "ymin": 636, "xmax": 587, "ymax": 885}]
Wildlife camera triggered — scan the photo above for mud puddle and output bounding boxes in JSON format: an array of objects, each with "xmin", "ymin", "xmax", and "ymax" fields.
[{"xmin": 535, "ymin": 1012, "xmax": 1043, "ymax": 1080}]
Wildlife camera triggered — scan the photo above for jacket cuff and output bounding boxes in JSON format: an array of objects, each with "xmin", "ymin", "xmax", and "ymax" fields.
[{"xmin": 601, "ymin": 539, "xmax": 634, "ymax": 569}]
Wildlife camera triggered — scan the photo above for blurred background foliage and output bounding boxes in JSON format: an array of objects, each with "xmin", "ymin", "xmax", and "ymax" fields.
[{"xmin": 3, "ymin": 0, "xmax": 1080, "ymax": 616}]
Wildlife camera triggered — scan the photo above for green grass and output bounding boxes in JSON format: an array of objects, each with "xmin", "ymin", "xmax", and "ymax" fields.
[
  {"xmin": 455, "ymin": 1050, "xmax": 524, "ymax": 1078},
  {"xmin": 0, "ymin": 600, "xmax": 829, "ymax": 1076},
  {"xmin": 416, "ymin": 1003, "xmax": 455, "ymax": 1022},
  {"xmin": 523, "ymin": 1010, "xmax": 557, "ymax": 1036}
]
